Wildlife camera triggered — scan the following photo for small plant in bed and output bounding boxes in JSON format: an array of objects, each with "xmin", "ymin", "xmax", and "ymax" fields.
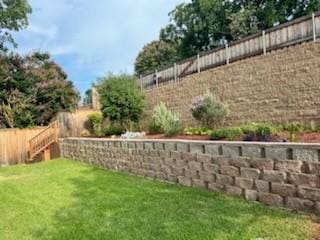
[
  {"xmin": 103, "ymin": 124, "xmax": 125, "ymax": 137},
  {"xmin": 184, "ymin": 127, "xmax": 212, "ymax": 136},
  {"xmin": 241, "ymin": 123, "xmax": 286, "ymax": 142},
  {"xmin": 150, "ymin": 102, "xmax": 182, "ymax": 137},
  {"xmin": 211, "ymin": 127, "xmax": 243, "ymax": 141},
  {"xmin": 191, "ymin": 90, "xmax": 229, "ymax": 128}
]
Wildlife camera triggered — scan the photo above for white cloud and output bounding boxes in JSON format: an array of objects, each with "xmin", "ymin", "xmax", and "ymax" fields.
[{"xmin": 13, "ymin": 0, "xmax": 185, "ymax": 92}]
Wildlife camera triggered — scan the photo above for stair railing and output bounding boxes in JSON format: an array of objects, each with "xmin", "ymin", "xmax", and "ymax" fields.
[{"xmin": 29, "ymin": 121, "xmax": 58, "ymax": 160}]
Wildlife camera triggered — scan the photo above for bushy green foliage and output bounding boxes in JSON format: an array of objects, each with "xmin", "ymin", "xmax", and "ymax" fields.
[
  {"xmin": 151, "ymin": 102, "xmax": 182, "ymax": 136},
  {"xmin": 88, "ymin": 112, "xmax": 103, "ymax": 137},
  {"xmin": 148, "ymin": 121, "xmax": 163, "ymax": 134},
  {"xmin": 279, "ymin": 122, "xmax": 305, "ymax": 142},
  {"xmin": 103, "ymin": 125, "xmax": 125, "ymax": 137},
  {"xmin": 0, "ymin": 53, "xmax": 79, "ymax": 128},
  {"xmin": 134, "ymin": 40, "xmax": 180, "ymax": 76},
  {"xmin": 0, "ymin": 0, "xmax": 32, "ymax": 51},
  {"xmin": 98, "ymin": 73, "xmax": 145, "ymax": 130},
  {"xmin": 191, "ymin": 91, "xmax": 229, "ymax": 128},
  {"xmin": 211, "ymin": 127, "xmax": 243, "ymax": 141},
  {"xmin": 239, "ymin": 123, "xmax": 277, "ymax": 135},
  {"xmin": 184, "ymin": 127, "xmax": 212, "ymax": 136},
  {"xmin": 80, "ymin": 129, "xmax": 91, "ymax": 137}
]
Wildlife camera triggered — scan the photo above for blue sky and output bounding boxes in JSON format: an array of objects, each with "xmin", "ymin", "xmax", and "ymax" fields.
[{"xmin": 13, "ymin": 0, "xmax": 186, "ymax": 96}]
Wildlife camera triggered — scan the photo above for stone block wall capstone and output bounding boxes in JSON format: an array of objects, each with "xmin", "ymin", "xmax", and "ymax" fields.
[
  {"xmin": 61, "ymin": 138, "xmax": 320, "ymax": 215},
  {"xmin": 144, "ymin": 41, "xmax": 320, "ymax": 126}
]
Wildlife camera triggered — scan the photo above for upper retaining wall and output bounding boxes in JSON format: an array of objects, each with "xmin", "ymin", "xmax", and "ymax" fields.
[
  {"xmin": 145, "ymin": 41, "xmax": 320, "ymax": 126},
  {"xmin": 61, "ymin": 138, "xmax": 320, "ymax": 215}
]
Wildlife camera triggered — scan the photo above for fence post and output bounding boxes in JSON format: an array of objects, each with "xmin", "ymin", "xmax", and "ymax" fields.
[
  {"xmin": 312, "ymin": 13, "xmax": 316, "ymax": 42},
  {"xmin": 197, "ymin": 54, "xmax": 201, "ymax": 73},
  {"xmin": 155, "ymin": 70, "xmax": 158, "ymax": 88},
  {"xmin": 225, "ymin": 43, "xmax": 229, "ymax": 64},
  {"xmin": 262, "ymin": 30, "xmax": 267, "ymax": 55},
  {"xmin": 174, "ymin": 63, "xmax": 177, "ymax": 83}
]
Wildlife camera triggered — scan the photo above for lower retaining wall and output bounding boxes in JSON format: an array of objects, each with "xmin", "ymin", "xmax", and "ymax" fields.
[{"xmin": 61, "ymin": 138, "xmax": 320, "ymax": 215}]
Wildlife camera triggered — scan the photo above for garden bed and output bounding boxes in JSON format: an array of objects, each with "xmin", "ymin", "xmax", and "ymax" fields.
[
  {"xmin": 0, "ymin": 159, "xmax": 319, "ymax": 240},
  {"xmin": 146, "ymin": 131, "xmax": 320, "ymax": 143}
]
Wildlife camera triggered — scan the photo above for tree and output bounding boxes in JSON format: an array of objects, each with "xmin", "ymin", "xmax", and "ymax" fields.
[
  {"xmin": 0, "ymin": 52, "xmax": 80, "ymax": 128},
  {"xmin": 26, "ymin": 53, "xmax": 80, "ymax": 125},
  {"xmin": 232, "ymin": 0, "xmax": 320, "ymax": 29},
  {"xmin": 228, "ymin": 4, "xmax": 259, "ymax": 40},
  {"xmin": 83, "ymin": 89, "xmax": 92, "ymax": 106},
  {"xmin": 98, "ymin": 73, "xmax": 145, "ymax": 129},
  {"xmin": 169, "ymin": 0, "xmax": 231, "ymax": 58},
  {"xmin": 0, "ymin": 0, "xmax": 32, "ymax": 51},
  {"xmin": 135, "ymin": 0, "xmax": 320, "ymax": 75},
  {"xmin": 134, "ymin": 40, "xmax": 179, "ymax": 76}
]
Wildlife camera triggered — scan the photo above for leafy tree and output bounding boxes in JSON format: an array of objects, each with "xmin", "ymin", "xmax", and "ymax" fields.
[
  {"xmin": 135, "ymin": 0, "xmax": 320, "ymax": 75},
  {"xmin": 98, "ymin": 73, "xmax": 145, "ymax": 129},
  {"xmin": 83, "ymin": 89, "xmax": 92, "ymax": 106},
  {"xmin": 26, "ymin": 53, "xmax": 80, "ymax": 125},
  {"xmin": 0, "ymin": 52, "xmax": 80, "ymax": 128},
  {"xmin": 228, "ymin": 4, "xmax": 259, "ymax": 40},
  {"xmin": 232, "ymin": 0, "xmax": 320, "ymax": 29},
  {"xmin": 0, "ymin": 0, "xmax": 32, "ymax": 51},
  {"xmin": 168, "ymin": 0, "xmax": 231, "ymax": 58},
  {"xmin": 134, "ymin": 40, "xmax": 179, "ymax": 76}
]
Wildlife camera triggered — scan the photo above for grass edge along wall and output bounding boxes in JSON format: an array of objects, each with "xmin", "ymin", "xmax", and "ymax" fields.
[
  {"xmin": 61, "ymin": 138, "xmax": 320, "ymax": 215},
  {"xmin": 144, "ymin": 41, "xmax": 320, "ymax": 127}
]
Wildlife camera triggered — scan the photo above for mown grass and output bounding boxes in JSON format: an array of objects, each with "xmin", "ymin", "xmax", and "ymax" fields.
[{"xmin": 0, "ymin": 159, "xmax": 318, "ymax": 240}]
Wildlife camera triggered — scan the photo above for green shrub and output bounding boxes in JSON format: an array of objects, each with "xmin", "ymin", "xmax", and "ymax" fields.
[
  {"xmin": 240, "ymin": 123, "xmax": 278, "ymax": 135},
  {"xmin": 151, "ymin": 102, "xmax": 182, "ymax": 136},
  {"xmin": 88, "ymin": 112, "xmax": 104, "ymax": 137},
  {"xmin": 103, "ymin": 125, "xmax": 125, "ymax": 137},
  {"xmin": 80, "ymin": 129, "xmax": 91, "ymax": 137},
  {"xmin": 184, "ymin": 127, "xmax": 212, "ymax": 136},
  {"xmin": 191, "ymin": 91, "xmax": 229, "ymax": 128},
  {"xmin": 280, "ymin": 122, "xmax": 304, "ymax": 142},
  {"xmin": 211, "ymin": 127, "xmax": 243, "ymax": 141},
  {"xmin": 255, "ymin": 124, "xmax": 277, "ymax": 136},
  {"xmin": 163, "ymin": 113, "xmax": 182, "ymax": 137},
  {"xmin": 148, "ymin": 121, "xmax": 163, "ymax": 134},
  {"xmin": 98, "ymin": 73, "xmax": 145, "ymax": 130}
]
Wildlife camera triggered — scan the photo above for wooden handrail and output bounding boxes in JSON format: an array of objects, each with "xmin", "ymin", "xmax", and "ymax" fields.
[{"xmin": 29, "ymin": 121, "xmax": 58, "ymax": 160}]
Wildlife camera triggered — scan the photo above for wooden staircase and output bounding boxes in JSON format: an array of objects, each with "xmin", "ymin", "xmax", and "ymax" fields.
[{"xmin": 28, "ymin": 121, "xmax": 59, "ymax": 162}]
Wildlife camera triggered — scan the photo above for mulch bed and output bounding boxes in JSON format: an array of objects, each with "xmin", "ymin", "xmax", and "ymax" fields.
[{"xmin": 146, "ymin": 132, "xmax": 320, "ymax": 143}]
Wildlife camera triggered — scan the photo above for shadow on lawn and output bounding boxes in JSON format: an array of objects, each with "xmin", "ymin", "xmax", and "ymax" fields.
[{"xmin": 32, "ymin": 166, "xmax": 314, "ymax": 240}]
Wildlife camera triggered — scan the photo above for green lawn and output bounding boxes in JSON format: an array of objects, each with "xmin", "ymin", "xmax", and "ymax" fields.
[{"xmin": 0, "ymin": 159, "xmax": 318, "ymax": 240}]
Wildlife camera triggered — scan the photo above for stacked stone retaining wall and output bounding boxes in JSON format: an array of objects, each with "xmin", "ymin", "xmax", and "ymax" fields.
[{"xmin": 61, "ymin": 138, "xmax": 320, "ymax": 215}]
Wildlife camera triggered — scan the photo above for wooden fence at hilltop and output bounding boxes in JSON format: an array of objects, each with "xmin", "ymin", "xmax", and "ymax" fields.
[
  {"xmin": 0, "ymin": 127, "xmax": 46, "ymax": 166},
  {"xmin": 140, "ymin": 12, "xmax": 320, "ymax": 89}
]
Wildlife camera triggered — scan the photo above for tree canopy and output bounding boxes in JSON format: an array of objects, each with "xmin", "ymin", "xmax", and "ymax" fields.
[
  {"xmin": 0, "ymin": 0, "xmax": 32, "ymax": 51},
  {"xmin": 98, "ymin": 73, "xmax": 145, "ymax": 129},
  {"xmin": 135, "ymin": 0, "xmax": 320, "ymax": 75},
  {"xmin": 0, "ymin": 52, "xmax": 80, "ymax": 128}
]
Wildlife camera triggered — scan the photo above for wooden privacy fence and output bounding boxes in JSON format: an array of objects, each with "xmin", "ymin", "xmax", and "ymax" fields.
[
  {"xmin": 57, "ymin": 109, "xmax": 98, "ymax": 138},
  {"xmin": 140, "ymin": 12, "xmax": 320, "ymax": 89},
  {"xmin": 0, "ymin": 127, "xmax": 46, "ymax": 166}
]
